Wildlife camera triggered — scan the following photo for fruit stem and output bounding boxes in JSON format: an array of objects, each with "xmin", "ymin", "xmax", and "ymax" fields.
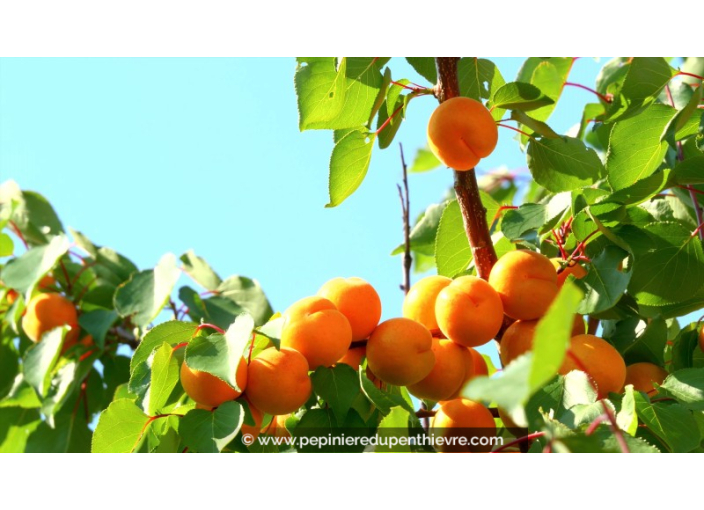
[
  {"xmin": 585, "ymin": 414, "xmax": 608, "ymax": 435},
  {"xmin": 676, "ymin": 71, "xmax": 704, "ymax": 81},
  {"xmin": 58, "ymin": 259, "xmax": 72, "ymax": 293},
  {"xmin": 601, "ymin": 400, "xmax": 630, "ymax": 453},
  {"xmin": 496, "ymin": 123, "xmax": 534, "ymax": 138},
  {"xmin": 564, "ymin": 82, "xmax": 613, "ymax": 103},
  {"xmin": 8, "ymin": 221, "xmax": 29, "ymax": 249},
  {"xmin": 374, "ymin": 103, "xmax": 404, "ymax": 136},
  {"xmin": 193, "ymin": 323, "xmax": 226, "ymax": 336},
  {"xmin": 398, "ymin": 143, "xmax": 412, "ymax": 295},
  {"xmin": 491, "ymin": 431, "xmax": 545, "ymax": 453}
]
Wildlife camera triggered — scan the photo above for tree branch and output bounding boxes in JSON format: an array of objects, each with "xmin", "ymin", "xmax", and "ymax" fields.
[
  {"xmin": 398, "ymin": 143, "xmax": 412, "ymax": 295},
  {"xmin": 434, "ymin": 57, "xmax": 498, "ymax": 281}
]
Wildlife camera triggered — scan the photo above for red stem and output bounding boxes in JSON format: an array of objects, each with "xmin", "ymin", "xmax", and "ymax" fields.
[
  {"xmin": 601, "ymin": 401, "xmax": 630, "ymax": 453},
  {"xmin": 193, "ymin": 323, "xmax": 225, "ymax": 336},
  {"xmin": 172, "ymin": 342, "xmax": 189, "ymax": 351},
  {"xmin": 9, "ymin": 221, "xmax": 29, "ymax": 249},
  {"xmin": 375, "ymin": 103, "xmax": 404, "ymax": 136},
  {"xmin": 564, "ymin": 82, "xmax": 612, "ymax": 103},
  {"xmin": 497, "ymin": 123, "xmax": 534, "ymax": 138},
  {"xmin": 59, "ymin": 259, "xmax": 72, "ymax": 293},
  {"xmin": 677, "ymin": 71, "xmax": 704, "ymax": 81},
  {"xmin": 491, "ymin": 431, "xmax": 546, "ymax": 453},
  {"xmin": 248, "ymin": 332, "xmax": 256, "ymax": 364},
  {"xmin": 585, "ymin": 414, "xmax": 608, "ymax": 435}
]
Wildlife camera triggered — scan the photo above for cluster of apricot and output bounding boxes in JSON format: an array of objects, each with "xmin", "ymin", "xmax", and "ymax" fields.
[{"xmin": 16, "ymin": 276, "xmax": 94, "ymax": 353}]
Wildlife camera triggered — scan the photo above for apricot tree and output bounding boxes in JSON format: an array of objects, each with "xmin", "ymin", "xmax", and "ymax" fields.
[{"xmin": 2, "ymin": 57, "xmax": 704, "ymax": 453}]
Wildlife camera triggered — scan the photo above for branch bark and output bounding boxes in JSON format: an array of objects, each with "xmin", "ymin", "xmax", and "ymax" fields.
[{"xmin": 434, "ymin": 57, "xmax": 498, "ymax": 280}]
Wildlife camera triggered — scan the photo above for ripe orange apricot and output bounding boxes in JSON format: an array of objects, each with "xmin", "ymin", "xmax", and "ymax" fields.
[
  {"xmin": 408, "ymin": 339, "xmax": 472, "ymax": 402},
  {"xmin": 245, "ymin": 347, "xmax": 312, "ymax": 415},
  {"xmin": 337, "ymin": 346, "xmax": 366, "ymax": 370},
  {"xmin": 402, "ymin": 275, "xmax": 452, "ymax": 331},
  {"xmin": 366, "ymin": 317, "xmax": 434, "ymax": 386},
  {"xmin": 22, "ymin": 293, "xmax": 78, "ymax": 343},
  {"xmin": 39, "ymin": 275, "xmax": 56, "ymax": 290},
  {"xmin": 180, "ymin": 357, "xmax": 248, "ymax": 409},
  {"xmin": 559, "ymin": 334, "xmax": 626, "ymax": 399},
  {"xmin": 699, "ymin": 327, "xmax": 704, "ymax": 353},
  {"xmin": 281, "ymin": 296, "xmax": 352, "ymax": 369},
  {"xmin": 435, "ymin": 275, "xmax": 504, "ymax": 348},
  {"xmin": 6, "ymin": 289, "xmax": 18, "ymax": 305},
  {"xmin": 500, "ymin": 315, "xmax": 585, "ymax": 366},
  {"xmin": 317, "ymin": 277, "xmax": 381, "ymax": 341},
  {"xmin": 551, "ymin": 258, "xmax": 588, "ymax": 288},
  {"xmin": 431, "ymin": 399, "xmax": 497, "ymax": 453},
  {"xmin": 488, "ymin": 250, "xmax": 559, "ymax": 320},
  {"xmin": 427, "ymin": 97, "xmax": 498, "ymax": 171},
  {"xmin": 467, "ymin": 348, "xmax": 488, "ymax": 377},
  {"xmin": 624, "ymin": 363, "xmax": 668, "ymax": 395}
]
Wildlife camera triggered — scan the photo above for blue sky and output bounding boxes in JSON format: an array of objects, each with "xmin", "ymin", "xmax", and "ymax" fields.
[{"xmin": 1, "ymin": 57, "xmax": 622, "ymax": 362}]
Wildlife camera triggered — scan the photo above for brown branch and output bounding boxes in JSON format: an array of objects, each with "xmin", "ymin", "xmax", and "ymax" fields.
[
  {"xmin": 111, "ymin": 326, "xmax": 139, "ymax": 349},
  {"xmin": 587, "ymin": 317, "xmax": 600, "ymax": 335},
  {"xmin": 398, "ymin": 143, "xmax": 412, "ymax": 295},
  {"xmin": 434, "ymin": 57, "xmax": 498, "ymax": 281}
]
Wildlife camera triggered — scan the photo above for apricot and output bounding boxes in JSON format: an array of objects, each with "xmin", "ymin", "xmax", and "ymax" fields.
[
  {"xmin": 488, "ymin": 250, "xmax": 559, "ymax": 320},
  {"xmin": 366, "ymin": 317, "xmax": 434, "ymax": 386},
  {"xmin": 180, "ymin": 357, "xmax": 247, "ymax": 409},
  {"xmin": 435, "ymin": 275, "xmax": 504, "ymax": 348},
  {"xmin": 467, "ymin": 348, "xmax": 488, "ymax": 377},
  {"xmin": 337, "ymin": 346, "xmax": 366, "ymax": 370},
  {"xmin": 39, "ymin": 275, "xmax": 56, "ymax": 290},
  {"xmin": 6, "ymin": 289, "xmax": 18, "ymax": 305},
  {"xmin": 559, "ymin": 334, "xmax": 626, "ymax": 399},
  {"xmin": 427, "ymin": 97, "xmax": 498, "ymax": 171},
  {"xmin": 22, "ymin": 293, "xmax": 78, "ymax": 343},
  {"xmin": 431, "ymin": 399, "xmax": 497, "ymax": 453},
  {"xmin": 245, "ymin": 347, "xmax": 312, "ymax": 415},
  {"xmin": 402, "ymin": 275, "xmax": 452, "ymax": 331},
  {"xmin": 624, "ymin": 363, "xmax": 668, "ymax": 395},
  {"xmin": 551, "ymin": 258, "xmax": 588, "ymax": 288},
  {"xmin": 317, "ymin": 277, "xmax": 381, "ymax": 341},
  {"xmin": 699, "ymin": 327, "xmax": 704, "ymax": 353},
  {"xmin": 500, "ymin": 315, "xmax": 585, "ymax": 366},
  {"xmin": 281, "ymin": 296, "xmax": 352, "ymax": 369},
  {"xmin": 62, "ymin": 332, "xmax": 94, "ymax": 355},
  {"xmin": 408, "ymin": 339, "xmax": 472, "ymax": 402}
]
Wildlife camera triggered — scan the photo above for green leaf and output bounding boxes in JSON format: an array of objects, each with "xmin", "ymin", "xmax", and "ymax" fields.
[
  {"xmin": 634, "ymin": 392, "xmax": 700, "ymax": 452},
  {"xmin": 501, "ymin": 204, "xmax": 547, "ymax": 241},
  {"xmin": 326, "ymin": 129, "xmax": 375, "ymax": 208},
  {"xmin": 409, "ymin": 147, "xmax": 441, "ymax": 173},
  {"xmin": 26, "ymin": 408, "xmax": 92, "ymax": 453},
  {"xmin": 606, "ymin": 104, "xmax": 677, "ymax": 191},
  {"xmin": 392, "ymin": 202, "xmax": 446, "ymax": 256},
  {"xmin": 1, "ymin": 234, "xmax": 69, "ymax": 294},
  {"xmin": 180, "ymin": 401, "xmax": 244, "ymax": 453},
  {"xmin": 114, "ymin": 253, "xmax": 181, "ymax": 329},
  {"xmin": 527, "ymin": 136, "xmax": 604, "ymax": 192},
  {"xmin": 510, "ymin": 110, "xmax": 560, "ymax": 139},
  {"xmin": 663, "ymin": 85, "xmax": 702, "ymax": 147},
  {"xmin": 359, "ymin": 367, "xmax": 412, "ymax": 415},
  {"xmin": 624, "ymin": 317, "xmax": 668, "ymax": 366},
  {"xmin": 617, "ymin": 385, "xmax": 639, "ymax": 436},
  {"xmin": 659, "ymin": 368, "xmax": 704, "ymax": 410},
  {"xmin": 464, "ymin": 354, "xmax": 534, "ymax": 415},
  {"xmin": 434, "ymin": 200, "xmax": 471, "ymax": 277},
  {"xmin": 23, "ymin": 327, "xmax": 66, "ymax": 397},
  {"xmin": 628, "ymin": 222, "xmax": 704, "ymax": 306},
  {"xmin": 255, "ymin": 316, "xmax": 284, "ymax": 350},
  {"xmin": 0, "ymin": 233, "xmax": 13, "ymax": 257},
  {"xmin": 295, "ymin": 57, "xmax": 346, "ymax": 131},
  {"xmin": 311, "ymin": 364, "xmax": 360, "ymax": 425},
  {"xmin": 180, "ymin": 287, "xmax": 245, "ymax": 330},
  {"xmin": 607, "ymin": 57, "xmax": 675, "ymax": 120},
  {"xmin": 458, "ymin": 58, "xmax": 505, "ymax": 109},
  {"xmin": 523, "ymin": 58, "xmax": 573, "ymax": 122},
  {"xmin": 609, "ymin": 169, "xmax": 671, "ymax": 206},
  {"xmin": 377, "ymin": 96, "xmax": 404, "ymax": 150},
  {"xmin": 671, "ymin": 155, "xmax": 704, "ymax": 185},
  {"xmin": 185, "ymin": 314, "xmax": 254, "ymax": 392},
  {"xmin": 0, "ymin": 338, "xmax": 19, "ymax": 400},
  {"xmin": 130, "ymin": 321, "xmax": 198, "ymax": 376},
  {"xmin": 376, "ymin": 406, "xmax": 412, "ymax": 453},
  {"xmin": 529, "ymin": 281, "xmax": 584, "ymax": 389},
  {"xmin": 406, "ymin": 57, "xmax": 436, "ymax": 84},
  {"xmin": 575, "ymin": 246, "xmax": 631, "ymax": 315},
  {"xmin": 93, "ymin": 247, "xmax": 138, "ymax": 287},
  {"xmin": 0, "ymin": 182, "xmax": 64, "ymax": 246},
  {"xmin": 0, "ymin": 407, "xmax": 42, "ymax": 452},
  {"xmin": 92, "ymin": 399, "xmax": 151, "ymax": 453},
  {"xmin": 216, "ymin": 276, "xmax": 273, "ymax": 326},
  {"xmin": 145, "ymin": 343, "xmax": 180, "ymax": 415},
  {"xmin": 491, "ymin": 82, "xmax": 554, "ymax": 111},
  {"xmin": 180, "ymin": 250, "xmax": 222, "ymax": 291},
  {"xmin": 78, "ymin": 309, "xmax": 118, "ymax": 348}
]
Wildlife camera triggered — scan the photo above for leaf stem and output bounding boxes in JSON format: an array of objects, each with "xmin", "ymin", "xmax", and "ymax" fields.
[
  {"xmin": 564, "ymin": 82, "xmax": 613, "ymax": 103},
  {"xmin": 491, "ymin": 431, "xmax": 546, "ymax": 453}
]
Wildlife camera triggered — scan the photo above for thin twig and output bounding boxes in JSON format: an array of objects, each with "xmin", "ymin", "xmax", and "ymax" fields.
[{"xmin": 398, "ymin": 143, "xmax": 412, "ymax": 295}]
